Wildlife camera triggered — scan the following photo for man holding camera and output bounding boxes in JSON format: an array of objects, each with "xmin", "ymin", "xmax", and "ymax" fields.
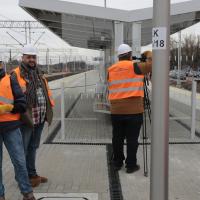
[{"xmin": 107, "ymin": 44, "xmax": 152, "ymax": 173}]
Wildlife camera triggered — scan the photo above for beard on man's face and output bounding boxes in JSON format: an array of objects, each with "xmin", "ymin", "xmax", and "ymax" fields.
[
  {"xmin": 23, "ymin": 60, "xmax": 36, "ymax": 68},
  {"xmin": 28, "ymin": 61, "xmax": 36, "ymax": 67}
]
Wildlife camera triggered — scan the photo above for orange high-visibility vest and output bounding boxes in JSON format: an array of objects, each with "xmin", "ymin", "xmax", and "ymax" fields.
[
  {"xmin": 13, "ymin": 67, "xmax": 55, "ymax": 107},
  {"xmin": 0, "ymin": 75, "xmax": 20, "ymax": 122},
  {"xmin": 13, "ymin": 67, "xmax": 27, "ymax": 93},
  {"xmin": 108, "ymin": 60, "xmax": 144, "ymax": 100}
]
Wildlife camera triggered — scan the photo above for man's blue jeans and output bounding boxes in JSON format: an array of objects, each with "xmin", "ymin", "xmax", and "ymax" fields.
[
  {"xmin": 0, "ymin": 128, "xmax": 32, "ymax": 197},
  {"xmin": 20, "ymin": 123, "xmax": 44, "ymax": 177}
]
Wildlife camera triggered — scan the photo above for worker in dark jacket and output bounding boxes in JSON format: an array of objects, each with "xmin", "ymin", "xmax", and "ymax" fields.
[{"xmin": 0, "ymin": 59, "xmax": 35, "ymax": 200}]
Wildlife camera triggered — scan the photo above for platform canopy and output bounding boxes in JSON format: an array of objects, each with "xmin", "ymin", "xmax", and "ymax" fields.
[{"xmin": 19, "ymin": 0, "xmax": 200, "ymax": 49}]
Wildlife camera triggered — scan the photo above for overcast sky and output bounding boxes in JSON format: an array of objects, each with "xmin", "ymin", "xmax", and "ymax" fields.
[
  {"xmin": 0, "ymin": 0, "xmax": 193, "ymax": 19},
  {"xmin": 0, "ymin": 0, "xmax": 199, "ymax": 62}
]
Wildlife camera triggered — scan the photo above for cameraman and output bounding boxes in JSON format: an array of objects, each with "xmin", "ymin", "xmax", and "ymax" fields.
[{"xmin": 107, "ymin": 44, "xmax": 152, "ymax": 173}]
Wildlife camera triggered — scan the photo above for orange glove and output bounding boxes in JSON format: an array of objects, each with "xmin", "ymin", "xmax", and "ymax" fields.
[{"xmin": 0, "ymin": 104, "xmax": 14, "ymax": 115}]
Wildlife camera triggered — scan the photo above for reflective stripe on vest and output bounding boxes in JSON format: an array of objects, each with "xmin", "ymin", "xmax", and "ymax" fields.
[
  {"xmin": 109, "ymin": 86, "xmax": 144, "ymax": 94},
  {"xmin": 0, "ymin": 96, "xmax": 14, "ymax": 104},
  {"xmin": 108, "ymin": 78, "xmax": 144, "ymax": 86},
  {"xmin": 0, "ymin": 74, "xmax": 20, "ymax": 122}
]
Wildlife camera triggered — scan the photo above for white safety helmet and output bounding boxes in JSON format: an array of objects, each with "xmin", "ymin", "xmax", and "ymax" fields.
[
  {"xmin": 117, "ymin": 44, "xmax": 132, "ymax": 57},
  {"xmin": 22, "ymin": 44, "xmax": 38, "ymax": 56}
]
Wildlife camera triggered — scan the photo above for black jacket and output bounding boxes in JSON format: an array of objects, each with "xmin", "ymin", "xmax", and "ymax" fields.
[{"xmin": 0, "ymin": 70, "xmax": 26, "ymax": 133}]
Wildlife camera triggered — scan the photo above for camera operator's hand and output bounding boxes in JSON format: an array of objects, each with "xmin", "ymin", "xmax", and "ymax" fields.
[
  {"xmin": 0, "ymin": 104, "xmax": 14, "ymax": 115},
  {"xmin": 140, "ymin": 53, "xmax": 147, "ymax": 62},
  {"xmin": 135, "ymin": 51, "xmax": 152, "ymax": 75}
]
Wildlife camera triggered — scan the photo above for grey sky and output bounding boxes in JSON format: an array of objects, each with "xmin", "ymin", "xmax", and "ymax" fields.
[{"xmin": 0, "ymin": 0, "xmax": 191, "ymax": 20}]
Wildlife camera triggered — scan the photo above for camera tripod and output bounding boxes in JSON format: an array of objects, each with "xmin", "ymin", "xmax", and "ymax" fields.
[{"xmin": 142, "ymin": 76, "xmax": 151, "ymax": 177}]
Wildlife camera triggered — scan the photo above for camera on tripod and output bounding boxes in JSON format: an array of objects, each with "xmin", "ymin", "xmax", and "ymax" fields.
[{"xmin": 132, "ymin": 53, "xmax": 147, "ymax": 62}]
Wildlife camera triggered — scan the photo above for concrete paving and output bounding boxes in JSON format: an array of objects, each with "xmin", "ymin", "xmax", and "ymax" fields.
[
  {"xmin": 2, "ymin": 72, "xmax": 200, "ymax": 200},
  {"xmin": 119, "ymin": 144, "xmax": 200, "ymax": 200},
  {"xmin": 3, "ymin": 143, "xmax": 200, "ymax": 200},
  {"xmin": 2, "ymin": 145, "xmax": 110, "ymax": 200}
]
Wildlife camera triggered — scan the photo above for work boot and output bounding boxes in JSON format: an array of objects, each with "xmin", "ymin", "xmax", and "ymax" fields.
[
  {"xmin": 113, "ymin": 163, "xmax": 123, "ymax": 171},
  {"xmin": 30, "ymin": 175, "xmax": 48, "ymax": 184},
  {"xmin": 0, "ymin": 196, "xmax": 5, "ymax": 200},
  {"xmin": 37, "ymin": 175, "xmax": 48, "ymax": 183},
  {"xmin": 23, "ymin": 192, "xmax": 36, "ymax": 200},
  {"xmin": 29, "ymin": 176, "xmax": 41, "ymax": 187},
  {"xmin": 126, "ymin": 164, "xmax": 140, "ymax": 174}
]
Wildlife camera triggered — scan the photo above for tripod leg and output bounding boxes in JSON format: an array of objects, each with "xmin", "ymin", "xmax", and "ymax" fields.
[
  {"xmin": 142, "ymin": 77, "xmax": 151, "ymax": 177},
  {"xmin": 142, "ymin": 115, "xmax": 146, "ymax": 176},
  {"xmin": 143, "ymin": 111, "xmax": 149, "ymax": 177}
]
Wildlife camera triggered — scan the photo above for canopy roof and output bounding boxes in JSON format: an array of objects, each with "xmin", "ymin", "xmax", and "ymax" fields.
[{"xmin": 19, "ymin": 0, "xmax": 200, "ymax": 49}]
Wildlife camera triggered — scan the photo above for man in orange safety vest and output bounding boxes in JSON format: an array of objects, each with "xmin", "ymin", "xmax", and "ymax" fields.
[{"xmin": 107, "ymin": 44, "xmax": 152, "ymax": 173}]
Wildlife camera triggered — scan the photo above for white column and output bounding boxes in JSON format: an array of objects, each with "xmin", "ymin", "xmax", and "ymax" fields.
[
  {"xmin": 114, "ymin": 21, "xmax": 124, "ymax": 62},
  {"xmin": 151, "ymin": 0, "xmax": 170, "ymax": 199},
  {"xmin": 132, "ymin": 22, "xmax": 141, "ymax": 57}
]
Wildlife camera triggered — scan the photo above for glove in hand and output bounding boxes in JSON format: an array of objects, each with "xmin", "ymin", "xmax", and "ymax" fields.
[{"xmin": 0, "ymin": 104, "xmax": 14, "ymax": 115}]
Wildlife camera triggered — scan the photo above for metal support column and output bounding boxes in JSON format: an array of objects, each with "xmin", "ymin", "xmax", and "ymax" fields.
[
  {"xmin": 104, "ymin": 48, "xmax": 110, "ymax": 81},
  {"xmin": 84, "ymin": 72, "xmax": 87, "ymax": 93},
  {"xmin": 99, "ymin": 50, "xmax": 105, "ymax": 82},
  {"xmin": 191, "ymin": 79, "xmax": 197, "ymax": 140},
  {"xmin": 177, "ymin": 31, "xmax": 181, "ymax": 87},
  {"xmin": 24, "ymin": 21, "xmax": 28, "ymax": 45},
  {"xmin": 61, "ymin": 82, "xmax": 65, "ymax": 140},
  {"xmin": 132, "ymin": 22, "xmax": 141, "ymax": 57},
  {"xmin": 28, "ymin": 21, "xmax": 31, "ymax": 44},
  {"xmin": 114, "ymin": 21, "xmax": 124, "ymax": 62},
  {"xmin": 151, "ymin": 0, "xmax": 170, "ymax": 200},
  {"xmin": 46, "ymin": 48, "xmax": 50, "ymax": 74}
]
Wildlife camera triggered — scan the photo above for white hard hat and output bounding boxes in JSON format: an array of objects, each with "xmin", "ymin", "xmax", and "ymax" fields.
[
  {"xmin": 117, "ymin": 44, "xmax": 132, "ymax": 56},
  {"xmin": 22, "ymin": 44, "xmax": 38, "ymax": 56}
]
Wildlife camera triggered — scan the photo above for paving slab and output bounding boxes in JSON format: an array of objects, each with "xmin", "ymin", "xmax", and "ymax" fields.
[
  {"xmin": 119, "ymin": 144, "xmax": 200, "ymax": 200},
  {"xmin": 2, "ymin": 145, "xmax": 110, "ymax": 200}
]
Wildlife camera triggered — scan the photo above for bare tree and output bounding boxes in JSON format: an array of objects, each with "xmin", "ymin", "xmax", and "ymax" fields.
[{"xmin": 170, "ymin": 34, "xmax": 200, "ymax": 70}]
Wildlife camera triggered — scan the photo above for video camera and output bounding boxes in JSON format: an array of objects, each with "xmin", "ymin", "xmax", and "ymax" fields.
[{"xmin": 132, "ymin": 53, "xmax": 147, "ymax": 62}]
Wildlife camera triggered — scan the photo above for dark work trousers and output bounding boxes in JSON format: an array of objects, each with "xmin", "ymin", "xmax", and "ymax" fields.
[{"xmin": 111, "ymin": 113, "xmax": 143, "ymax": 168}]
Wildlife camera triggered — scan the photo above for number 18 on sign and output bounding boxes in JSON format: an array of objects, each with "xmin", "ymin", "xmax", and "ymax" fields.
[{"xmin": 152, "ymin": 27, "xmax": 167, "ymax": 50}]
